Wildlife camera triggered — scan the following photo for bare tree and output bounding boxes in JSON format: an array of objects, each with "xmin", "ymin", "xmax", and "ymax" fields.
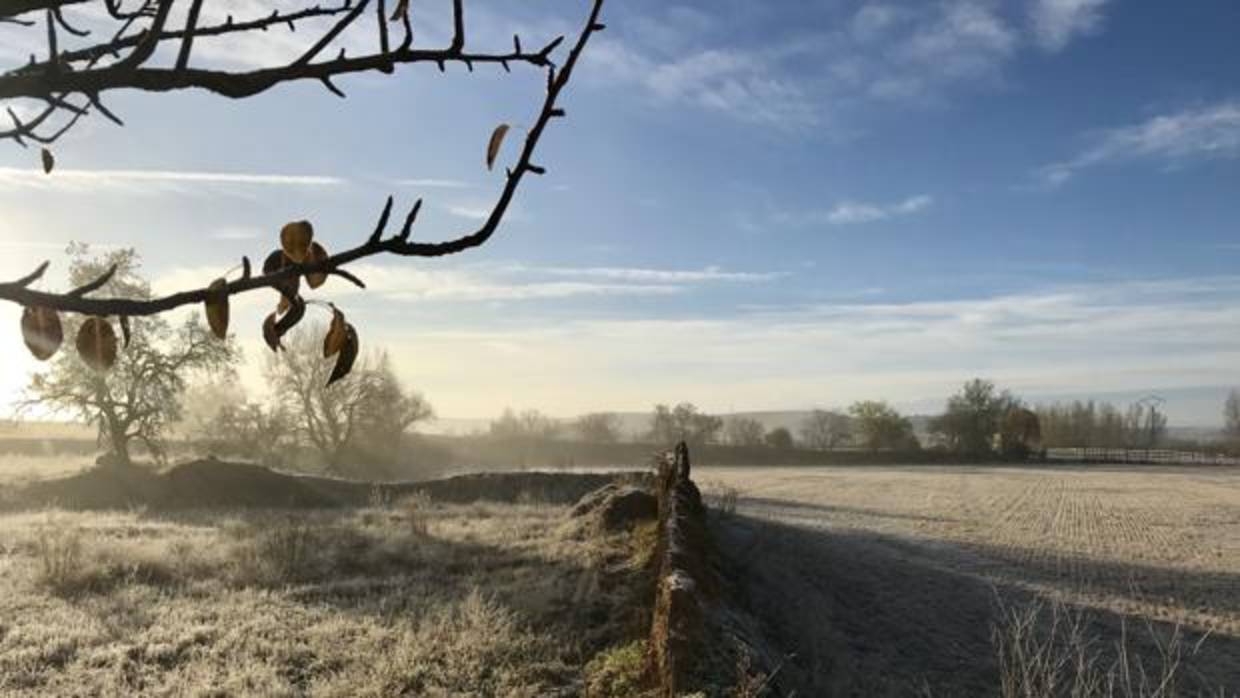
[
  {"xmin": 490, "ymin": 408, "xmax": 559, "ymax": 441},
  {"xmin": 195, "ymin": 401, "xmax": 297, "ymax": 468},
  {"xmin": 648, "ymin": 403, "xmax": 723, "ymax": 447},
  {"xmin": 799, "ymin": 409, "xmax": 851, "ymax": 450},
  {"xmin": 1224, "ymin": 390, "xmax": 1240, "ymax": 442},
  {"xmin": 724, "ymin": 416, "xmax": 765, "ymax": 447},
  {"xmin": 0, "ymin": 0, "xmax": 606, "ymax": 366},
  {"xmin": 574, "ymin": 412, "xmax": 620, "ymax": 443},
  {"xmin": 265, "ymin": 322, "xmax": 433, "ymax": 474},
  {"xmin": 15, "ymin": 245, "xmax": 238, "ymax": 465}
]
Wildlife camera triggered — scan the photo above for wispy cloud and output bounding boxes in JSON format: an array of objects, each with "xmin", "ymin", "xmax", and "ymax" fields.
[
  {"xmin": 533, "ymin": 265, "xmax": 785, "ymax": 283},
  {"xmin": 0, "ymin": 167, "xmax": 344, "ymax": 194},
  {"xmin": 210, "ymin": 226, "xmax": 264, "ymax": 241},
  {"xmin": 775, "ymin": 194, "xmax": 934, "ymax": 226},
  {"xmin": 584, "ymin": 1, "xmax": 1112, "ymax": 127},
  {"xmin": 444, "ymin": 204, "xmax": 493, "ymax": 221},
  {"xmin": 378, "ymin": 275, "xmax": 1240, "ymax": 419},
  {"xmin": 1029, "ymin": 0, "xmax": 1110, "ymax": 52},
  {"xmin": 1040, "ymin": 101, "xmax": 1240, "ymax": 185},
  {"xmin": 589, "ymin": 39, "xmax": 818, "ymax": 127},
  {"xmin": 153, "ymin": 261, "xmax": 780, "ymax": 308}
]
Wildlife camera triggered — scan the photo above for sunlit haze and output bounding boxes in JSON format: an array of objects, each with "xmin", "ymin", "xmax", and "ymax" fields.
[{"xmin": 2, "ymin": 0, "xmax": 1238, "ymax": 425}]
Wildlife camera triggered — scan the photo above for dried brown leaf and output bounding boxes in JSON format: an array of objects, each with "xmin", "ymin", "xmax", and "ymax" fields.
[
  {"xmin": 274, "ymin": 295, "xmax": 306, "ymax": 337},
  {"xmin": 205, "ymin": 278, "xmax": 229, "ymax": 340},
  {"xmin": 280, "ymin": 220, "xmax": 314, "ymax": 263},
  {"xmin": 76, "ymin": 317, "xmax": 118, "ymax": 371},
  {"xmin": 20, "ymin": 306, "xmax": 62, "ymax": 361},
  {"xmin": 262, "ymin": 312, "xmax": 282, "ymax": 352},
  {"xmin": 306, "ymin": 241, "xmax": 329, "ymax": 289},
  {"xmin": 327, "ymin": 323, "xmax": 358, "ymax": 386},
  {"xmin": 323, "ymin": 308, "xmax": 347, "ymax": 358},
  {"xmin": 487, "ymin": 123, "xmax": 510, "ymax": 171}
]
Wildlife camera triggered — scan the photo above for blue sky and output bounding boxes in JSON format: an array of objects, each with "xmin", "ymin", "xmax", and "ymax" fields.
[{"xmin": 1, "ymin": 0, "xmax": 1239, "ymax": 425}]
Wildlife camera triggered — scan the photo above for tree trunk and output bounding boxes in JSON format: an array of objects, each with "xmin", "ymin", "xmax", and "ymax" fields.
[{"xmin": 102, "ymin": 406, "xmax": 132, "ymax": 467}]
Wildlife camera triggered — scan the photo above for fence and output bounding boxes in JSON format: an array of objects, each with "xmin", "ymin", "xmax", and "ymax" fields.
[{"xmin": 1044, "ymin": 447, "xmax": 1240, "ymax": 466}]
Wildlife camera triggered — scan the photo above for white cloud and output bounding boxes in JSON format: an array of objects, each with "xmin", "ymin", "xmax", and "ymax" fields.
[
  {"xmin": 589, "ymin": 39, "xmax": 819, "ymax": 127},
  {"xmin": 582, "ymin": 0, "xmax": 1119, "ymax": 128},
  {"xmin": 375, "ymin": 275, "xmax": 1240, "ymax": 419},
  {"xmin": 896, "ymin": 1, "xmax": 1017, "ymax": 76},
  {"xmin": 533, "ymin": 265, "xmax": 784, "ymax": 283},
  {"xmin": 151, "ymin": 260, "xmax": 779, "ymax": 308},
  {"xmin": 851, "ymin": 4, "xmax": 908, "ymax": 42},
  {"xmin": 211, "ymin": 226, "xmax": 264, "ymax": 241},
  {"xmin": 1029, "ymin": 0, "xmax": 1110, "ymax": 52},
  {"xmin": 444, "ymin": 204, "xmax": 493, "ymax": 221},
  {"xmin": 1040, "ymin": 101, "xmax": 1240, "ymax": 184},
  {"xmin": 778, "ymin": 194, "xmax": 934, "ymax": 226},
  {"xmin": 0, "ymin": 167, "xmax": 344, "ymax": 194}
]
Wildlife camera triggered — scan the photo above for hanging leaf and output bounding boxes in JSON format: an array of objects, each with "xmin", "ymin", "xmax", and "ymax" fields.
[
  {"xmin": 76, "ymin": 317, "xmax": 118, "ymax": 371},
  {"xmin": 40, "ymin": 148, "xmax": 54, "ymax": 175},
  {"xmin": 204, "ymin": 278, "xmax": 229, "ymax": 340},
  {"xmin": 263, "ymin": 249, "xmax": 287, "ymax": 275},
  {"xmin": 323, "ymin": 308, "xmax": 348, "ymax": 358},
  {"xmin": 118, "ymin": 316, "xmax": 131, "ymax": 348},
  {"xmin": 487, "ymin": 123, "xmax": 510, "ymax": 171},
  {"xmin": 20, "ymin": 306, "xmax": 62, "ymax": 361},
  {"xmin": 274, "ymin": 295, "xmax": 306, "ymax": 337},
  {"xmin": 262, "ymin": 312, "xmax": 282, "ymax": 352},
  {"xmin": 305, "ymin": 242, "xmax": 329, "ymax": 289},
  {"xmin": 327, "ymin": 323, "xmax": 358, "ymax": 386},
  {"xmin": 280, "ymin": 220, "xmax": 314, "ymax": 263}
]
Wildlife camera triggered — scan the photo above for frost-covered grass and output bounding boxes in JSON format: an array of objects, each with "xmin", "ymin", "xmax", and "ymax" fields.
[{"xmin": 0, "ymin": 495, "xmax": 653, "ymax": 696}]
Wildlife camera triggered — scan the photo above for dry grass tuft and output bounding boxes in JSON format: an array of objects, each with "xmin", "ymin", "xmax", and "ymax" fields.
[
  {"xmin": 0, "ymin": 494, "xmax": 653, "ymax": 696},
  {"xmin": 700, "ymin": 480, "xmax": 741, "ymax": 518},
  {"xmin": 227, "ymin": 517, "xmax": 316, "ymax": 585},
  {"xmin": 583, "ymin": 639, "xmax": 651, "ymax": 697},
  {"xmin": 993, "ymin": 596, "xmax": 1221, "ymax": 698},
  {"xmin": 399, "ymin": 490, "xmax": 434, "ymax": 537},
  {"xmin": 31, "ymin": 523, "xmax": 84, "ymax": 594}
]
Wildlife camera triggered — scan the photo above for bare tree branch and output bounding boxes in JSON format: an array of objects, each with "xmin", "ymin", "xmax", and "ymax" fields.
[
  {"xmin": 1, "ymin": 0, "xmax": 565, "ymax": 147},
  {"xmin": 0, "ymin": 0, "xmax": 607, "ymax": 323}
]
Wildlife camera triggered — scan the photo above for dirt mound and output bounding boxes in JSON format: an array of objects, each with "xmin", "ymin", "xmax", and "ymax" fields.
[
  {"xmin": 570, "ymin": 483, "xmax": 657, "ymax": 531},
  {"xmin": 2, "ymin": 458, "xmax": 649, "ymax": 512},
  {"xmin": 162, "ymin": 458, "xmax": 369, "ymax": 508}
]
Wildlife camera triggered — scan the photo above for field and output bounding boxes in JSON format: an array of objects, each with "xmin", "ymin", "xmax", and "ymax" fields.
[
  {"xmin": 0, "ymin": 493, "xmax": 654, "ymax": 696},
  {"xmin": 3, "ymin": 458, "xmax": 1239, "ymax": 697},
  {"xmin": 700, "ymin": 464, "xmax": 1240, "ymax": 696}
]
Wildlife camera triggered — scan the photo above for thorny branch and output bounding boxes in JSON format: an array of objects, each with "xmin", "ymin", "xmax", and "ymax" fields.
[{"xmin": 0, "ymin": 0, "xmax": 606, "ymax": 322}]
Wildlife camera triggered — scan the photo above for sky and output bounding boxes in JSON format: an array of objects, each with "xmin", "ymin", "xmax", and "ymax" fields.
[{"xmin": 1, "ymin": 0, "xmax": 1239, "ymax": 426}]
